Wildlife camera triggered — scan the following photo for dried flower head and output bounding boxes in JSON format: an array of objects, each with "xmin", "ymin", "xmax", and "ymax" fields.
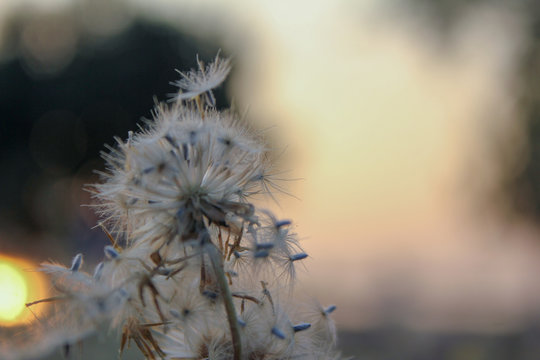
[{"xmin": 10, "ymin": 54, "xmax": 345, "ymax": 360}]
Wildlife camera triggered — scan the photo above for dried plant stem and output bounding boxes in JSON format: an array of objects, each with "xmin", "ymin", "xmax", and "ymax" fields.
[{"xmin": 207, "ymin": 241, "xmax": 243, "ymax": 360}]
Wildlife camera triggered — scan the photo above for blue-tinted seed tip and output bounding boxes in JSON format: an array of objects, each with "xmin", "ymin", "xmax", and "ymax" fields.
[
  {"xmin": 275, "ymin": 220, "xmax": 292, "ymax": 228},
  {"xmin": 104, "ymin": 245, "xmax": 119, "ymax": 259},
  {"xmin": 189, "ymin": 131, "xmax": 197, "ymax": 144},
  {"xmin": 237, "ymin": 319, "xmax": 246, "ymax": 327},
  {"xmin": 170, "ymin": 309, "xmax": 181, "ymax": 318},
  {"xmin": 164, "ymin": 134, "xmax": 178, "ymax": 148},
  {"xmin": 160, "ymin": 268, "xmax": 172, "ymax": 276},
  {"xmin": 293, "ymin": 323, "xmax": 311, "ymax": 332},
  {"xmin": 182, "ymin": 144, "xmax": 189, "ymax": 161},
  {"xmin": 70, "ymin": 254, "xmax": 83, "ymax": 272},
  {"xmin": 218, "ymin": 137, "xmax": 233, "ymax": 146},
  {"xmin": 256, "ymin": 242, "xmax": 274, "ymax": 250},
  {"xmin": 202, "ymin": 290, "xmax": 218, "ymax": 300},
  {"xmin": 233, "ymin": 251, "xmax": 241, "ymax": 259},
  {"xmin": 176, "ymin": 208, "xmax": 185, "ymax": 219},
  {"xmin": 119, "ymin": 288, "xmax": 129, "ymax": 298},
  {"xmin": 93, "ymin": 262, "xmax": 104, "ymax": 280},
  {"xmin": 290, "ymin": 253, "xmax": 308, "ymax": 262},
  {"xmin": 271, "ymin": 326, "xmax": 286, "ymax": 339},
  {"xmin": 254, "ymin": 249, "xmax": 270, "ymax": 258},
  {"xmin": 324, "ymin": 305, "xmax": 337, "ymax": 314}
]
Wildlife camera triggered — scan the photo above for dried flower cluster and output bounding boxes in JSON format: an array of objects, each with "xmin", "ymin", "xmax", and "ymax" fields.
[{"xmin": 8, "ymin": 55, "xmax": 343, "ymax": 359}]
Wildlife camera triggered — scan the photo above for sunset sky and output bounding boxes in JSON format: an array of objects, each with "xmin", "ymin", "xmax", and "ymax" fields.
[{"xmin": 1, "ymin": 0, "xmax": 540, "ymax": 331}]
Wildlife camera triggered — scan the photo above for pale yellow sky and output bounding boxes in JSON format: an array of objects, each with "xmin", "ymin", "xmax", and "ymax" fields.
[{"xmin": 177, "ymin": 0, "xmax": 539, "ymax": 330}]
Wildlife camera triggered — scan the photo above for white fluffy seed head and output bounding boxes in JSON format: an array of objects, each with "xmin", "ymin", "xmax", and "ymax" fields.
[
  {"xmin": 13, "ymin": 55, "xmax": 345, "ymax": 360},
  {"xmin": 93, "ymin": 104, "xmax": 270, "ymax": 247}
]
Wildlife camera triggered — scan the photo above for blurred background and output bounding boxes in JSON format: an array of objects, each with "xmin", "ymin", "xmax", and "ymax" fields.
[{"xmin": 2, "ymin": 0, "xmax": 540, "ymax": 358}]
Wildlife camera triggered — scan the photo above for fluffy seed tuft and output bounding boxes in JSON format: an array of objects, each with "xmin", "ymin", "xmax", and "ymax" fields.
[{"xmin": 12, "ymin": 55, "xmax": 344, "ymax": 360}]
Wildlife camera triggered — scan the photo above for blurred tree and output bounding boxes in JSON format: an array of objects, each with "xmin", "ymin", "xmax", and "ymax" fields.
[
  {"xmin": 403, "ymin": 0, "xmax": 540, "ymax": 224},
  {"xmin": 506, "ymin": 1, "xmax": 540, "ymax": 221},
  {"xmin": 0, "ymin": 10, "xmax": 227, "ymax": 239}
]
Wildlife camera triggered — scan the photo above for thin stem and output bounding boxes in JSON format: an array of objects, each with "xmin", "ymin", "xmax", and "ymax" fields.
[{"xmin": 206, "ymin": 241, "xmax": 243, "ymax": 360}]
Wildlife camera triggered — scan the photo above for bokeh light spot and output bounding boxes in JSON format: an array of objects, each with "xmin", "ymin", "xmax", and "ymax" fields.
[{"xmin": 0, "ymin": 263, "xmax": 27, "ymax": 322}]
